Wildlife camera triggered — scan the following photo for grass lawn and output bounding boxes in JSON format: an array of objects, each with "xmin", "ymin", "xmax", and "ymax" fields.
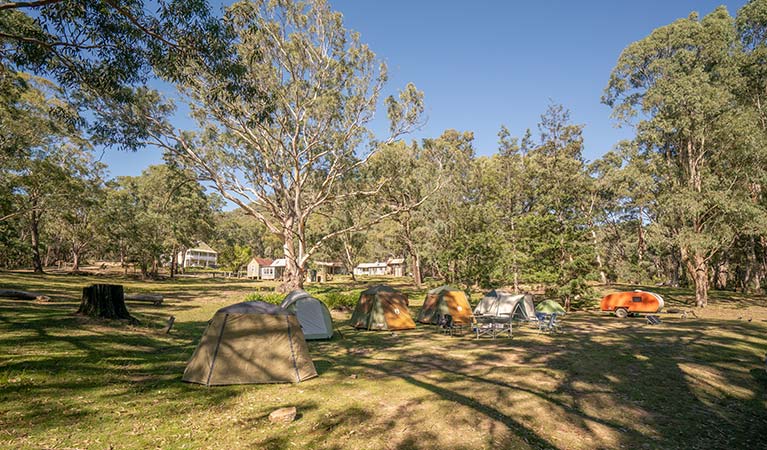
[{"xmin": 1, "ymin": 271, "xmax": 766, "ymax": 449}]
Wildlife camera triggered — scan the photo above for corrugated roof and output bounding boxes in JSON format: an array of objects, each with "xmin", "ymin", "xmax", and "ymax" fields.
[
  {"xmin": 387, "ymin": 258, "xmax": 405, "ymax": 264},
  {"xmin": 271, "ymin": 258, "xmax": 287, "ymax": 267},
  {"xmin": 315, "ymin": 261, "xmax": 344, "ymax": 267},
  {"xmin": 189, "ymin": 241, "xmax": 217, "ymax": 253},
  {"xmin": 250, "ymin": 257, "xmax": 273, "ymax": 266},
  {"xmin": 356, "ymin": 261, "xmax": 387, "ymax": 269}
]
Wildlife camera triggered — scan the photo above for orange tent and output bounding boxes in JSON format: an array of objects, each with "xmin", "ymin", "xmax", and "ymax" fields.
[
  {"xmin": 417, "ymin": 286, "xmax": 473, "ymax": 325},
  {"xmin": 350, "ymin": 285, "xmax": 416, "ymax": 331}
]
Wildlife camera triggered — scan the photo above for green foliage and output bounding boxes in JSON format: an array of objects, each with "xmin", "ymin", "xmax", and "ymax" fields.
[
  {"xmin": 603, "ymin": 1, "xmax": 767, "ymax": 304},
  {"xmin": 243, "ymin": 290, "xmax": 355, "ymax": 310},
  {"xmin": 217, "ymin": 244, "xmax": 253, "ymax": 273},
  {"xmin": 315, "ymin": 292, "xmax": 358, "ymax": 310},
  {"xmin": 243, "ymin": 291, "xmax": 284, "ymax": 305},
  {"xmin": 101, "ymin": 164, "xmax": 218, "ymax": 276},
  {"xmin": 128, "ymin": 0, "xmax": 425, "ymax": 289},
  {"xmin": 210, "ymin": 209, "xmax": 282, "ymax": 269},
  {"xmin": 0, "ymin": 0, "xmax": 227, "ymax": 150}
]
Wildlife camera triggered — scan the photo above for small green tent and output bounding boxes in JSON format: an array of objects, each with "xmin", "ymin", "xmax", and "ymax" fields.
[{"xmin": 535, "ymin": 299, "xmax": 566, "ymax": 314}]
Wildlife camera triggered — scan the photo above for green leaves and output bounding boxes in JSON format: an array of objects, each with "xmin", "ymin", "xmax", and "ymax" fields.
[{"xmin": 603, "ymin": 1, "xmax": 767, "ymax": 302}]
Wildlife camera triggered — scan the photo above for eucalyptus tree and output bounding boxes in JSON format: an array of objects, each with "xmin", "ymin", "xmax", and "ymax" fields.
[
  {"xmin": 418, "ymin": 130, "xmax": 476, "ymax": 281},
  {"xmin": 211, "ymin": 208, "xmax": 282, "ymax": 270},
  {"xmin": 604, "ymin": 6, "xmax": 766, "ymax": 306},
  {"xmin": 49, "ymin": 160, "xmax": 107, "ymax": 272},
  {"xmin": 2, "ymin": 73, "xmax": 87, "ymax": 272},
  {"xmin": 734, "ymin": 0, "xmax": 767, "ymax": 292},
  {"xmin": 486, "ymin": 127, "xmax": 535, "ymax": 291},
  {"xmin": 520, "ymin": 104, "xmax": 595, "ymax": 309},
  {"xmin": 316, "ymin": 196, "xmax": 371, "ymax": 281},
  {"xmin": 0, "ymin": 0, "xmax": 224, "ymax": 148},
  {"xmin": 135, "ymin": 0, "xmax": 424, "ymax": 290},
  {"xmin": 446, "ymin": 156, "xmax": 503, "ymax": 289},
  {"xmin": 104, "ymin": 165, "xmax": 217, "ymax": 278},
  {"xmin": 363, "ymin": 140, "xmax": 437, "ymax": 287}
]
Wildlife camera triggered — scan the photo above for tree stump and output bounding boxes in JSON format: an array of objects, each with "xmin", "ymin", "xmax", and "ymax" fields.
[{"xmin": 77, "ymin": 284, "xmax": 138, "ymax": 324}]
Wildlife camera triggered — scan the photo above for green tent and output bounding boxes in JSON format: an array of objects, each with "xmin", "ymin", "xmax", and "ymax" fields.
[
  {"xmin": 535, "ymin": 299, "xmax": 566, "ymax": 314},
  {"xmin": 182, "ymin": 301, "xmax": 317, "ymax": 386}
]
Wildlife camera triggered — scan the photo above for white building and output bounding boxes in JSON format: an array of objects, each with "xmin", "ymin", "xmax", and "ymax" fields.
[
  {"xmin": 387, "ymin": 258, "xmax": 406, "ymax": 277},
  {"xmin": 177, "ymin": 242, "xmax": 218, "ymax": 268},
  {"xmin": 261, "ymin": 258, "xmax": 287, "ymax": 280},
  {"xmin": 353, "ymin": 261, "xmax": 388, "ymax": 276},
  {"xmin": 246, "ymin": 258, "xmax": 273, "ymax": 279},
  {"xmin": 353, "ymin": 258, "xmax": 406, "ymax": 277}
]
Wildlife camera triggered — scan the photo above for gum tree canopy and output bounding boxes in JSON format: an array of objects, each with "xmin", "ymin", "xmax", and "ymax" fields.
[
  {"xmin": 604, "ymin": 5, "xmax": 767, "ymax": 307},
  {"xmin": 138, "ymin": 0, "xmax": 424, "ymax": 291},
  {"xmin": 0, "ymin": 0, "xmax": 224, "ymax": 149}
]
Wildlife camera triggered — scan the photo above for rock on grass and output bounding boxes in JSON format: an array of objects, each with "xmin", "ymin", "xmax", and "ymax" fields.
[{"xmin": 269, "ymin": 407, "xmax": 297, "ymax": 424}]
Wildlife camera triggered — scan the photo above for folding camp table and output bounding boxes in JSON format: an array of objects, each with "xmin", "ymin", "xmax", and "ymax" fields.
[{"xmin": 473, "ymin": 314, "xmax": 513, "ymax": 339}]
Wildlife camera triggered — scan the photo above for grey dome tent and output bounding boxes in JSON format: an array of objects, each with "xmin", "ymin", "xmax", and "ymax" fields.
[
  {"xmin": 280, "ymin": 290, "xmax": 334, "ymax": 340},
  {"xmin": 182, "ymin": 301, "xmax": 317, "ymax": 386},
  {"xmin": 474, "ymin": 290, "xmax": 536, "ymax": 320}
]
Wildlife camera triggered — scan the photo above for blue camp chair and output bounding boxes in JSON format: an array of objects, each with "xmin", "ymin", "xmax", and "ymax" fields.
[{"xmin": 537, "ymin": 312, "xmax": 562, "ymax": 333}]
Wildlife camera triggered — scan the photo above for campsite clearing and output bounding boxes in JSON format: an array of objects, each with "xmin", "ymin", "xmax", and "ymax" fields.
[{"xmin": 1, "ymin": 271, "xmax": 766, "ymax": 449}]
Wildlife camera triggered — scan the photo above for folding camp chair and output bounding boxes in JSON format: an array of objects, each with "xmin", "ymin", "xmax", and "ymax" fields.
[
  {"xmin": 646, "ymin": 315, "xmax": 661, "ymax": 325},
  {"xmin": 438, "ymin": 314, "xmax": 465, "ymax": 336},
  {"xmin": 535, "ymin": 312, "xmax": 549, "ymax": 332},
  {"xmin": 537, "ymin": 313, "xmax": 562, "ymax": 333},
  {"xmin": 473, "ymin": 314, "xmax": 512, "ymax": 339}
]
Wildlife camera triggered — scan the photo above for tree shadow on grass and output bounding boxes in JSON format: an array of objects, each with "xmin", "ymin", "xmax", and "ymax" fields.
[
  {"xmin": 0, "ymin": 298, "xmax": 242, "ymax": 439},
  {"xmin": 311, "ymin": 315, "xmax": 767, "ymax": 449}
]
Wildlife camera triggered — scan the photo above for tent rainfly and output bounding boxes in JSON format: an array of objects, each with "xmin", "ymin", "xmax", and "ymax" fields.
[
  {"xmin": 535, "ymin": 299, "xmax": 566, "ymax": 315},
  {"xmin": 280, "ymin": 290, "xmax": 334, "ymax": 340},
  {"xmin": 350, "ymin": 285, "xmax": 416, "ymax": 331},
  {"xmin": 474, "ymin": 290, "xmax": 536, "ymax": 320},
  {"xmin": 183, "ymin": 301, "xmax": 317, "ymax": 386},
  {"xmin": 417, "ymin": 286, "xmax": 473, "ymax": 325}
]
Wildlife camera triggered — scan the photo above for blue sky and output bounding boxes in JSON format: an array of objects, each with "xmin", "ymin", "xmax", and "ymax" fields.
[{"xmin": 99, "ymin": 0, "xmax": 748, "ymax": 177}]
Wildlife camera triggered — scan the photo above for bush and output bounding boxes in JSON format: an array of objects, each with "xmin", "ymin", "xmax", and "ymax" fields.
[
  {"xmin": 316, "ymin": 291, "xmax": 358, "ymax": 310},
  {"xmin": 243, "ymin": 292, "xmax": 284, "ymax": 305},
  {"xmin": 243, "ymin": 290, "xmax": 358, "ymax": 310}
]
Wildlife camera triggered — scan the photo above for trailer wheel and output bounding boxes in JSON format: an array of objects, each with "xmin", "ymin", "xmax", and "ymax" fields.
[{"xmin": 615, "ymin": 308, "xmax": 628, "ymax": 319}]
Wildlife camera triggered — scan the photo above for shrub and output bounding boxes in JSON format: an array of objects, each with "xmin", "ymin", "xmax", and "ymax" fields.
[
  {"xmin": 243, "ymin": 292, "xmax": 284, "ymax": 305},
  {"xmin": 316, "ymin": 291, "xmax": 357, "ymax": 310}
]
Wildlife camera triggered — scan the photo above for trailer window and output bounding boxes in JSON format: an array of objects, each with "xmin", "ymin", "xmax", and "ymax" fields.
[{"xmin": 632, "ymin": 296, "xmax": 642, "ymax": 303}]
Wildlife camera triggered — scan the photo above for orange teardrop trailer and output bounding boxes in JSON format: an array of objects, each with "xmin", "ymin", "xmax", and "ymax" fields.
[{"xmin": 600, "ymin": 290, "xmax": 665, "ymax": 318}]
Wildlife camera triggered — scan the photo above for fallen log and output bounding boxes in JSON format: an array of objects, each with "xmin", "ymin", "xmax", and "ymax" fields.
[
  {"xmin": 124, "ymin": 293, "xmax": 163, "ymax": 306},
  {"xmin": 0, "ymin": 289, "xmax": 50, "ymax": 301}
]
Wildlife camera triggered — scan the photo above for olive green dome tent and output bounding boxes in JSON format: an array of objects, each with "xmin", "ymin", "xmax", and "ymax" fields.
[
  {"xmin": 280, "ymin": 290, "xmax": 334, "ymax": 340},
  {"xmin": 535, "ymin": 299, "xmax": 566, "ymax": 314},
  {"xmin": 183, "ymin": 301, "xmax": 317, "ymax": 386},
  {"xmin": 350, "ymin": 285, "xmax": 416, "ymax": 331}
]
